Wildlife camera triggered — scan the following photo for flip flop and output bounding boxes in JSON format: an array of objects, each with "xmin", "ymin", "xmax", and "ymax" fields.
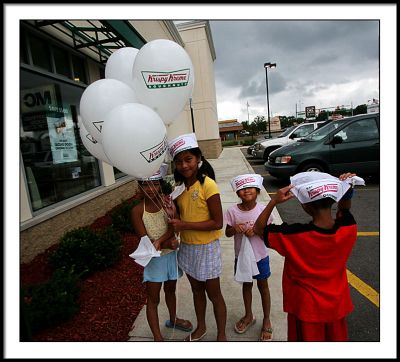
[
  {"xmin": 165, "ymin": 319, "xmax": 193, "ymax": 332},
  {"xmin": 234, "ymin": 316, "xmax": 256, "ymax": 334},
  {"xmin": 259, "ymin": 326, "xmax": 273, "ymax": 341},
  {"xmin": 184, "ymin": 330, "xmax": 207, "ymax": 342}
]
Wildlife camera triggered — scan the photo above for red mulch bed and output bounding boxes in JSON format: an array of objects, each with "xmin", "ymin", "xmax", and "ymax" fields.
[{"xmin": 20, "ymin": 206, "xmax": 148, "ymax": 342}]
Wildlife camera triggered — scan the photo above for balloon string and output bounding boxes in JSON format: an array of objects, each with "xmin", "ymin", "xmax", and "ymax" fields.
[{"xmin": 138, "ymin": 181, "xmax": 173, "ymax": 220}]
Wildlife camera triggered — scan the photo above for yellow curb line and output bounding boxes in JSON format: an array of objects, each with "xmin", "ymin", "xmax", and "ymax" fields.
[
  {"xmin": 346, "ymin": 269, "xmax": 380, "ymax": 307},
  {"xmin": 357, "ymin": 231, "xmax": 379, "ymax": 236}
]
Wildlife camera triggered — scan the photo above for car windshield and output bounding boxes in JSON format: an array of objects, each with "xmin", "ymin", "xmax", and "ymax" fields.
[
  {"xmin": 278, "ymin": 125, "xmax": 296, "ymax": 138},
  {"xmin": 303, "ymin": 120, "xmax": 343, "ymax": 141}
]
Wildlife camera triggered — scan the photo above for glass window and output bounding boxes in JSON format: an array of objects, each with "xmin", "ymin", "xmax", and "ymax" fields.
[
  {"xmin": 72, "ymin": 55, "xmax": 87, "ymax": 84},
  {"xmin": 99, "ymin": 67, "xmax": 105, "ymax": 79},
  {"xmin": 294, "ymin": 124, "xmax": 314, "ymax": 138},
  {"xmin": 53, "ymin": 46, "xmax": 71, "ymax": 78},
  {"xmin": 113, "ymin": 167, "xmax": 126, "ymax": 179},
  {"xmin": 338, "ymin": 119, "xmax": 379, "ymax": 143},
  {"xmin": 21, "ymin": 69, "xmax": 102, "ymax": 211},
  {"xmin": 29, "ymin": 35, "xmax": 52, "ymax": 72},
  {"xmin": 20, "ymin": 28, "xmax": 28, "ymax": 64}
]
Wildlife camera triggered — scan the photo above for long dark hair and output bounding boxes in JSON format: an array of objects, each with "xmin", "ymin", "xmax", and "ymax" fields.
[{"xmin": 173, "ymin": 147, "xmax": 216, "ymax": 184}]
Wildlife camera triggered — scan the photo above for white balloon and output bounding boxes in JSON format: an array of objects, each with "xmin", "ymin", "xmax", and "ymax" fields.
[
  {"xmin": 101, "ymin": 103, "xmax": 168, "ymax": 178},
  {"xmin": 79, "ymin": 78, "xmax": 138, "ymax": 143},
  {"xmin": 132, "ymin": 39, "xmax": 195, "ymax": 125},
  {"xmin": 79, "ymin": 121, "xmax": 112, "ymax": 165},
  {"xmin": 105, "ymin": 47, "xmax": 139, "ymax": 89}
]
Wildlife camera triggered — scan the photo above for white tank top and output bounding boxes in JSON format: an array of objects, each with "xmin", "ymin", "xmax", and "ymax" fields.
[{"xmin": 142, "ymin": 200, "xmax": 173, "ymax": 256}]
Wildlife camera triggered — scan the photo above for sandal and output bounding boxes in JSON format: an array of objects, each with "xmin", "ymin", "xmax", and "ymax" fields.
[
  {"xmin": 184, "ymin": 330, "xmax": 207, "ymax": 342},
  {"xmin": 165, "ymin": 318, "xmax": 193, "ymax": 332},
  {"xmin": 234, "ymin": 316, "xmax": 256, "ymax": 334},
  {"xmin": 259, "ymin": 326, "xmax": 273, "ymax": 341}
]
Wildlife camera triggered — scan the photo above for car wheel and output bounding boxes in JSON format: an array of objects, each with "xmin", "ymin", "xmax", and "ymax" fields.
[
  {"xmin": 263, "ymin": 147, "xmax": 279, "ymax": 161},
  {"xmin": 300, "ymin": 163, "xmax": 325, "ymax": 173}
]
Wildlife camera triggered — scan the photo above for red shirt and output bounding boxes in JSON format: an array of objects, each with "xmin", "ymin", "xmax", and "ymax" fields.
[{"xmin": 264, "ymin": 210, "xmax": 357, "ymax": 322}]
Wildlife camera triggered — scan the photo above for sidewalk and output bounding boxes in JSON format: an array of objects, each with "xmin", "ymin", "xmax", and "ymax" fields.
[{"xmin": 128, "ymin": 146, "xmax": 287, "ymax": 342}]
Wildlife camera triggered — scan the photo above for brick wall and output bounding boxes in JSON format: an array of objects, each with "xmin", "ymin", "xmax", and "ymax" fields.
[{"xmin": 20, "ymin": 180, "xmax": 139, "ymax": 264}]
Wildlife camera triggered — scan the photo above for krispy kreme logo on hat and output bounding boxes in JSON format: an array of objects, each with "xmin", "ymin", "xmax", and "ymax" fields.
[
  {"xmin": 169, "ymin": 139, "xmax": 186, "ymax": 156},
  {"xmin": 140, "ymin": 136, "xmax": 168, "ymax": 163},
  {"xmin": 307, "ymin": 183, "xmax": 339, "ymax": 199},
  {"xmin": 141, "ymin": 69, "xmax": 190, "ymax": 89},
  {"xmin": 235, "ymin": 176, "xmax": 257, "ymax": 188},
  {"xmin": 168, "ymin": 133, "xmax": 198, "ymax": 159},
  {"xmin": 290, "ymin": 171, "xmax": 365, "ymax": 204},
  {"xmin": 138, "ymin": 163, "xmax": 168, "ymax": 181},
  {"xmin": 230, "ymin": 174, "xmax": 263, "ymax": 193}
]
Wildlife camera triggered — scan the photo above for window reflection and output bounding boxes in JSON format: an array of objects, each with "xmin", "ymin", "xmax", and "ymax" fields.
[{"xmin": 20, "ymin": 69, "xmax": 102, "ymax": 211}]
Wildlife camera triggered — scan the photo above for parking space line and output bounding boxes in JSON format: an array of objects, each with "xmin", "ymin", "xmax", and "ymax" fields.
[
  {"xmin": 357, "ymin": 231, "xmax": 379, "ymax": 236},
  {"xmin": 346, "ymin": 269, "xmax": 380, "ymax": 307}
]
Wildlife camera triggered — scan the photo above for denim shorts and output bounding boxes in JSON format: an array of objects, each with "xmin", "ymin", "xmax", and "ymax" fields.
[
  {"xmin": 143, "ymin": 250, "xmax": 183, "ymax": 283},
  {"xmin": 234, "ymin": 255, "xmax": 271, "ymax": 280}
]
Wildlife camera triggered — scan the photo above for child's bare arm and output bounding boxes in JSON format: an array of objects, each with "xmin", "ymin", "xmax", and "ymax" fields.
[
  {"xmin": 159, "ymin": 236, "xmax": 179, "ymax": 250},
  {"xmin": 131, "ymin": 203, "xmax": 146, "ymax": 238},
  {"xmin": 254, "ymin": 185, "xmax": 294, "ymax": 236},
  {"xmin": 225, "ymin": 223, "xmax": 246, "ymax": 237},
  {"xmin": 152, "ymin": 223, "xmax": 176, "ymax": 250},
  {"xmin": 337, "ymin": 172, "xmax": 356, "ymax": 212}
]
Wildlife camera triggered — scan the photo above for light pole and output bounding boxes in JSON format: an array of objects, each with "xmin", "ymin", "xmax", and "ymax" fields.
[
  {"xmin": 189, "ymin": 97, "xmax": 195, "ymax": 132},
  {"xmin": 264, "ymin": 62, "xmax": 276, "ymax": 139}
]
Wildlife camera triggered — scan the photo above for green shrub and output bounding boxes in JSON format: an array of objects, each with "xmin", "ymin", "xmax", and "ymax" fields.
[
  {"xmin": 49, "ymin": 226, "xmax": 122, "ymax": 277},
  {"xmin": 22, "ymin": 268, "xmax": 81, "ymax": 333},
  {"xmin": 243, "ymin": 139, "xmax": 256, "ymax": 146},
  {"xmin": 222, "ymin": 140, "xmax": 238, "ymax": 147},
  {"xmin": 110, "ymin": 198, "xmax": 141, "ymax": 233}
]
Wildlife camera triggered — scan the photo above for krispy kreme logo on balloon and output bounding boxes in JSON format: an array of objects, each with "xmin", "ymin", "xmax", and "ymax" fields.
[
  {"xmin": 307, "ymin": 183, "xmax": 338, "ymax": 199},
  {"xmin": 140, "ymin": 136, "xmax": 168, "ymax": 163},
  {"xmin": 234, "ymin": 177, "xmax": 257, "ymax": 188},
  {"xmin": 141, "ymin": 69, "xmax": 190, "ymax": 89}
]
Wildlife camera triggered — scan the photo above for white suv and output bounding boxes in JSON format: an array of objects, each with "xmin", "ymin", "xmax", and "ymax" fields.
[{"xmin": 251, "ymin": 121, "xmax": 326, "ymax": 160}]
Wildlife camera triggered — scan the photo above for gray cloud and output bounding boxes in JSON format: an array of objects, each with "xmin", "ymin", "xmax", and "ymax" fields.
[{"xmin": 209, "ymin": 19, "xmax": 379, "ymax": 117}]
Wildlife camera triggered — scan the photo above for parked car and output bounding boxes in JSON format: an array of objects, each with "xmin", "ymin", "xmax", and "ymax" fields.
[
  {"xmin": 240, "ymin": 130, "xmax": 250, "ymax": 136},
  {"xmin": 252, "ymin": 121, "xmax": 326, "ymax": 160},
  {"xmin": 247, "ymin": 143, "xmax": 256, "ymax": 155},
  {"xmin": 265, "ymin": 113, "xmax": 380, "ymax": 179}
]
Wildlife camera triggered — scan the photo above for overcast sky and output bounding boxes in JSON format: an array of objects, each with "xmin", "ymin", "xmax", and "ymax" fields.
[{"xmin": 209, "ymin": 20, "xmax": 379, "ymax": 122}]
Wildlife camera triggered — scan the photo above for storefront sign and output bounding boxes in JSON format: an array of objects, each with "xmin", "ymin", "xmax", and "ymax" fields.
[
  {"xmin": 305, "ymin": 106, "xmax": 316, "ymax": 118},
  {"xmin": 21, "ymin": 84, "xmax": 62, "ymax": 113}
]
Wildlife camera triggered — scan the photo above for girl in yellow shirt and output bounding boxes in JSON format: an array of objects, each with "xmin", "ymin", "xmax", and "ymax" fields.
[{"xmin": 168, "ymin": 133, "xmax": 227, "ymax": 342}]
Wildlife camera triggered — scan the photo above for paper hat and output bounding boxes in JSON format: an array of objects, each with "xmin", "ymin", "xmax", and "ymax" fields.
[
  {"xmin": 290, "ymin": 172, "xmax": 365, "ymax": 204},
  {"xmin": 168, "ymin": 133, "xmax": 198, "ymax": 159},
  {"xmin": 137, "ymin": 163, "xmax": 168, "ymax": 181},
  {"xmin": 230, "ymin": 174, "xmax": 264, "ymax": 193}
]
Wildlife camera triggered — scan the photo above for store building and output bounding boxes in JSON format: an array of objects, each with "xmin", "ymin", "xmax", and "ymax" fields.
[
  {"xmin": 20, "ymin": 20, "xmax": 221, "ymax": 263},
  {"xmin": 218, "ymin": 119, "xmax": 243, "ymax": 140}
]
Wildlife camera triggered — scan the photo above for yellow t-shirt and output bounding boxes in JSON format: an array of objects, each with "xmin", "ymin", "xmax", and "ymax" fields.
[{"xmin": 176, "ymin": 176, "xmax": 222, "ymax": 245}]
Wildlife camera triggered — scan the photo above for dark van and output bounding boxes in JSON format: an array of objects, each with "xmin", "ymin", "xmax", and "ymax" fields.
[{"xmin": 265, "ymin": 113, "xmax": 380, "ymax": 179}]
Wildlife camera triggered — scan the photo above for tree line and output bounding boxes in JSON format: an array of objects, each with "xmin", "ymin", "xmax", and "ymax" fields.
[{"xmin": 241, "ymin": 104, "xmax": 367, "ymax": 134}]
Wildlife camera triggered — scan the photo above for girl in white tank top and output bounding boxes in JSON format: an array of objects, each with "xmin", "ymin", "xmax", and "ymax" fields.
[{"xmin": 131, "ymin": 178, "xmax": 193, "ymax": 341}]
